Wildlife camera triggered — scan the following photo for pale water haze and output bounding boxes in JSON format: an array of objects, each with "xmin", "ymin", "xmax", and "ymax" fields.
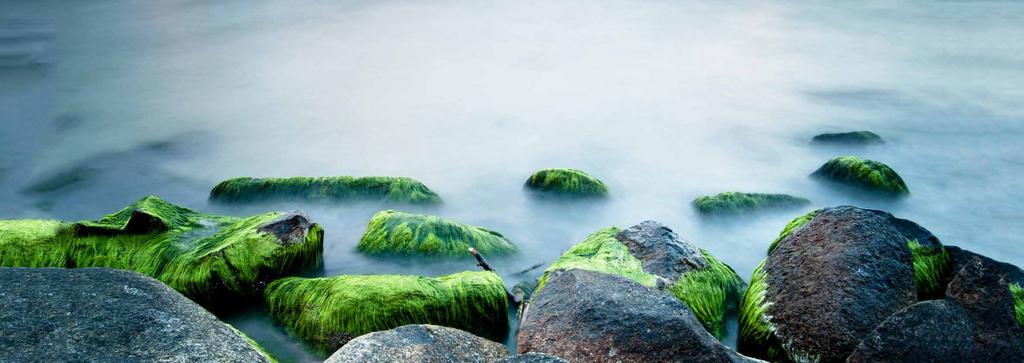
[{"xmin": 1, "ymin": 1, "xmax": 1023, "ymax": 361}]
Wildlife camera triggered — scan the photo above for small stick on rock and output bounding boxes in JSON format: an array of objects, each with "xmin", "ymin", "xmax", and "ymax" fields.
[
  {"xmin": 512, "ymin": 262, "xmax": 546, "ymax": 277},
  {"xmin": 468, "ymin": 248, "xmax": 519, "ymax": 304}
]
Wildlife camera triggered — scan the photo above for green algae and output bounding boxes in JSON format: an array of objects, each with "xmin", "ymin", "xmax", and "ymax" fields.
[
  {"xmin": 264, "ymin": 271, "xmax": 509, "ymax": 352},
  {"xmin": 1010, "ymin": 283, "xmax": 1024, "ymax": 326},
  {"xmin": 737, "ymin": 259, "xmax": 787, "ymax": 362},
  {"xmin": 669, "ymin": 249, "xmax": 746, "ymax": 338},
  {"xmin": 209, "ymin": 176, "xmax": 441, "ymax": 204},
  {"xmin": 907, "ymin": 239, "xmax": 949, "ymax": 299},
  {"xmin": 692, "ymin": 192, "xmax": 810, "ymax": 214},
  {"xmin": 227, "ymin": 324, "xmax": 279, "ymax": 363},
  {"xmin": 356, "ymin": 210, "xmax": 517, "ymax": 258},
  {"xmin": 534, "ymin": 227, "xmax": 657, "ymax": 294},
  {"xmin": 811, "ymin": 156, "xmax": 909, "ymax": 195},
  {"xmin": 524, "ymin": 168, "xmax": 608, "ymax": 197},
  {"xmin": 767, "ymin": 209, "xmax": 820, "ymax": 254},
  {"xmin": 0, "ymin": 196, "xmax": 324, "ymax": 308},
  {"xmin": 811, "ymin": 131, "xmax": 884, "ymax": 145},
  {"xmin": 535, "ymin": 227, "xmax": 743, "ymax": 338}
]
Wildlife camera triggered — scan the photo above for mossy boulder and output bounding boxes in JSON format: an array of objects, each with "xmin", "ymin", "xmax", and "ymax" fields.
[
  {"xmin": 692, "ymin": 192, "xmax": 810, "ymax": 215},
  {"xmin": 811, "ymin": 156, "xmax": 909, "ymax": 196},
  {"xmin": 265, "ymin": 271, "xmax": 509, "ymax": 353},
  {"xmin": 524, "ymin": 168, "xmax": 608, "ymax": 198},
  {"xmin": 739, "ymin": 206, "xmax": 919, "ymax": 362},
  {"xmin": 535, "ymin": 221, "xmax": 744, "ymax": 338},
  {"xmin": 811, "ymin": 131, "xmax": 884, "ymax": 145},
  {"xmin": 0, "ymin": 267, "xmax": 275, "ymax": 362},
  {"xmin": 209, "ymin": 176, "xmax": 441, "ymax": 204},
  {"xmin": 0, "ymin": 195, "xmax": 324, "ymax": 309},
  {"xmin": 357, "ymin": 210, "xmax": 517, "ymax": 258},
  {"xmin": 324, "ymin": 324, "xmax": 510, "ymax": 363}
]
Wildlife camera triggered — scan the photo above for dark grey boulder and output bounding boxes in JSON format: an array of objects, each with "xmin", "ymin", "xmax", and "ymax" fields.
[
  {"xmin": 0, "ymin": 267, "xmax": 273, "ymax": 362},
  {"xmin": 755, "ymin": 206, "xmax": 917, "ymax": 362},
  {"xmin": 615, "ymin": 220, "xmax": 708, "ymax": 281},
  {"xmin": 847, "ymin": 300, "xmax": 976, "ymax": 362},
  {"xmin": 496, "ymin": 352, "xmax": 568, "ymax": 363},
  {"xmin": 945, "ymin": 257, "xmax": 1024, "ymax": 360},
  {"xmin": 945, "ymin": 245, "xmax": 1024, "ymax": 285},
  {"xmin": 517, "ymin": 269, "xmax": 757, "ymax": 363},
  {"xmin": 863, "ymin": 208, "xmax": 941, "ymax": 249},
  {"xmin": 325, "ymin": 324, "xmax": 509, "ymax": 363}
]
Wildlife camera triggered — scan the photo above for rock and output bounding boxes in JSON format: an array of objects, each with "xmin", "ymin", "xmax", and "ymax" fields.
[
  {"xmin": 0, "ymin": 195, "xmax": 325, "ymax": 310},
  {"xmin": 810, "ymin": 131, "xmax": 884, "ymax": 145},
  {"xmin": 523, "ymin": 168, "xmax": 608, "ymax": 198},
  {"xmin": 945, "ymin": 257, "xmax": 1024, "ymax": 360},
  {"xmin": 810, "ymin": 156, "xmax": 909, "ymax": 196},
  {"xmin": 518, "ymin": 269, "xmax": 757, "ymax": 363},
  {"xmin": 536, "ymin": 222, "xmax": 744, "ymax": 338},
  {"xmin": 209, "ymin": 176, "xmax": 441, "ymax": 204},
  {"xmin": 0, "ymin": 267, "xmax": 273, "ymax": 362},
  {"xmin": 496, "ymin": 352, "xmax": 569, "ymax": 363},
  {"xmin": 325, "ymin": 324, "xmax": 509, "ymax": 363},
  {"xmin": 265, "ymin": 271, "xmax": 509, "ymax": 353},
  {"xmin": 356, "ymin": 210, "xmax": 518, "ymax": 258},
  {"xmin": 945, "ymin": 245, "xmax": 1024, "ymax": 286},
  {"xmin": 692, "ymin": 192, "xmax": 810, "ymax": 215},
  {"xmin": 738, "ymin": 206, "xmax": 917, "ymax": 362},
  {"xmin": 847, "ymin": 300, "xmax": 976, "ymax": 362}
]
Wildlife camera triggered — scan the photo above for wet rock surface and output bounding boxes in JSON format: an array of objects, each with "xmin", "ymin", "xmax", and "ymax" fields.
[
  {"xmin": 496, "ymin": 352, "xmax": 569, "ymax": 363},
  {"xmin": 518, "ymin": 269, "xmax": 756, "ymax": 363},
  {"xmin": 0, "ymin": 267, "xmax": 272, "ymax": 362},
  {"xmin": 945, "ymin": 257, "xmax": 1024, "ymax": 360},
  {"xmin": 324, "ymin": 324, "xmax": 509, "ymax": 363},
  {"xmin": 258, "ymin": 212, "xmax": 314, "ymax": 245},
  {"xmin": 762, "ymin": 206, "xmax": 916, "ymax": 362},
  {"xmin": 614, "ymin": 220, "xmax": 708, "ymax": 281}
]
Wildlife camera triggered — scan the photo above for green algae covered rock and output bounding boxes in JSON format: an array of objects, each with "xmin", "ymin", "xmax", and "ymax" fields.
[
  {"xmin": 535, "ymin": 222, "xmax": 745, "ymax": 338},
  {"xmin": 692, "ymin": 192, "xmax": 810, "ymax": 215},
  {"xmin": 209, "ymin": 176, "xmax": 441, "ymax": 204},
  {"xmin": 357, "ymin": 210, "xmax": 517, "ymax": 258},
  {"xmin": 265, "ymin": 271, "xmax": 509, "ymax": 352},
  {"xmin": 524, "ymin": 168, "xmax": 608, "ymax": 198},
  {"xmin": 811, "ymin": 156, "xmax": 909, "ymax": 195},
  {"xmin": 0, "ymin": 195, "xmax": 324, "ymax": 309},
  {"xmin": 811, "ymin": 131, "xmax": 884, "ymax": 145}
]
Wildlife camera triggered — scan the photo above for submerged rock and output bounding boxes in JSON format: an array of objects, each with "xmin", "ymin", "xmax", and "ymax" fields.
[
  {"xmin": 810, "ymin": 156, "xmax": 909, "ymax": 196},
  {"xmin": 209, "ymin": 176, "xmax": 441, "ymax": 204},
  {"xmin": 497, "ymin": 352, "xmax": 569, "ymax": 363},
  {"xmin": 692, "ymin": 192, "xmax": 810, "ymax": 215},
  {"xmin": 265, "ymin": 271, "xmax": 509, "ymax": 353},
  {"xmin": 0, "ymin": 267, "xmax": 274, "ymax": 362},
  {"xmin": 357, "ymin": 210, "xmax": 518, "ymax": 258},
  {"xmin": 518, "ymin": 269, "xmax": 756, "ymax": 363},
  {"xmin": 0, "ymin": 195, "xmax": 324, "ymax": 309},
  {"xmin": 810, "ymin": 131, "xmax": 884, "ymax": 145},
  {"xmin": 738, "ymin": 206, "xmax": 917, "ymax": 362},
  {"xmin": 535, "ymin": 221, "xmax": 744, "ymax": 338},
  {"xmin": 324, "ymin": 324, "xmax": 509, "ymax": 363},
  {"xmin": 524, "ymin": 168, "xmax": 608, "ymax": 198}
]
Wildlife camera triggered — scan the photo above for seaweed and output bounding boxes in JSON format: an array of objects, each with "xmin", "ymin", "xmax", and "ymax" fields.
[
  {"xmin": 737, "ymin": 260, "xmax": 787, "ymax": 362},
  {"xmin": 767, "ymin": 210, "xmax": 820, "ymax": 254},
  {"xmin": 692, "ymin": 192, "xmax": 810, "ymax": 215},
  {"xmin": 524, "ymin": 168, "xmax": 608, "ymax": 197},
  {"xmin": 0, "ymin": 196, "xmax": 324, "ymax": 309},
  {"xmin": 535, "ymin": 227, "xmax": 657, "ymax": 294},
  {"xmin": 669, "ymin": 249, "xmax": 746, "ymax": 337},
  {"xmin": 209, "ymin": 176, "xmax": 441, "ymax": 204},
  {"xmin": 264, "ymin": 271, "xmax": 509, "ymax": 352},
  {"xmin": 357, "ymin": 210, "xmax": 517, "ymax": 258},
  {"xmin": 1010, "ymin": 283, "xmax": 1024, "ymax": 326},
  {"xmin": 907, "ymin": 239, "xmax": 949, "ymax": 299},
  {"xmin": 810, "ymin": 156, "xmax": 909, "ymax": 195}
]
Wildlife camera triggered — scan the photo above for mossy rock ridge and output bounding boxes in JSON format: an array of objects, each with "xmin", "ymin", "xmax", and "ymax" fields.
[
  {"xmin": 0, "ymin": 195, "xmax": 324, "ymax": 309},
  {"xmin": 810, "ymin": 156, "xmax": 909, "ymax": 196},
  {"xmin": 534, "ymin": 220, "xmax": 745, "ymax": 338},
  {"xmin": 265, "ymin": 271, "xmax": 509, "ymax": 353},
  {"xmin": 209, "ymin": 176, "xmax": 441, "ymax": 204},
  {"xmin": 523, "ymin": 168, "xmax": 608, "ymax": 198},
  {"xmin": 357, "ymin": 210, "xmax": 518, "ymax": 258},
  {"xmin": 693, "ymin": 192, "xmax": 810, "ymax": 215}
]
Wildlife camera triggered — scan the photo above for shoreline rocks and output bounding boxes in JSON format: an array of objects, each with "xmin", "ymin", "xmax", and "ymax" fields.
[
  {"xmin": 357, "ymin": 210, "xmax": 518, "ymax": 258},
  {"xmin": 692, "ymin": 192, "xmax": 810, "ymax": 215},
  {"xmin": 0, "ymin": 267, "xmax": 274, "ymax": 362},
  {"xmin": 810, "ymin": 156, "xmax": 909, "ymax": 196},
  {"xmin": 524, "ymin": 168, "xmax": 608, "ymax": 198},
  {"xmin": 810, "ymin": 131, "xmax": 884, "ymax": 145}
]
